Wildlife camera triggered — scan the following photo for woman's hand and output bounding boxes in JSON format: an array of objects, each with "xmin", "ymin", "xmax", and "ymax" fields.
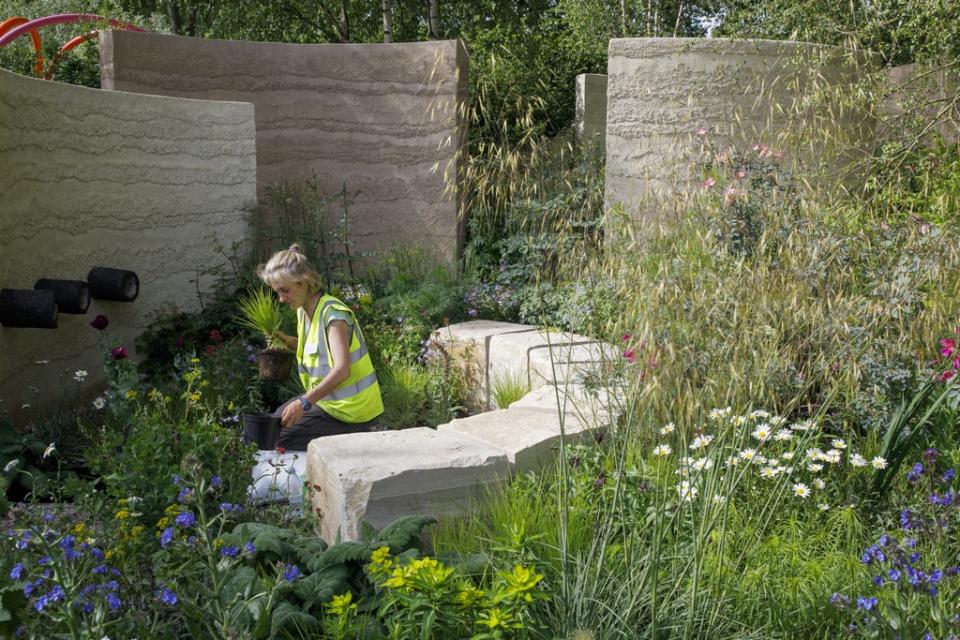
[
  {"xmin": 280, "ymin": 398, "xmax": 304, "ymax": 428},
  {"xmin": 270, "ymin": 331, "xmax": 297, "ymax": 350}
]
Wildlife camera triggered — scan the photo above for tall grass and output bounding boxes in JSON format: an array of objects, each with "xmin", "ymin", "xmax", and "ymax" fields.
[{"xmin": 431, "ymin": 51, "xmax": 960, "ymax": 639}]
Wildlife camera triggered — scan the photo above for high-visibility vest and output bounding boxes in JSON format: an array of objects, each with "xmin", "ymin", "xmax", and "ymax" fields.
[{"xmin": 296, "ymin": 294, "xmax": 383, "ymax": 423}]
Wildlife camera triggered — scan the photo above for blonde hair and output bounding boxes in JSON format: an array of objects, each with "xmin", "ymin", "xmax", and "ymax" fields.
[{"xmin": 256, "ymin": 243, "xmax": 323, "ymax": 293}]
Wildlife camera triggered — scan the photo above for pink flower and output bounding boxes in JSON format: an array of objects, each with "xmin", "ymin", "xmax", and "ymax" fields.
[
  {"xmin": 621, "ymin": 333, "xmax": 632, "ymax": 342},
  {"xmin": 723, "ymin": 186, "xmax": 738, "ymax": 205},
  {"xmin": 695, "ymin": 126, "xmax": 708, "ymax": 137},
  {"xmin": 89, "ymin": 314, "xmax": 109, "ymax": 331},
  {"xmin": 941, "ymin": 338, "xmax": 956, "ymax": 358},
  {"xmin": 110, "ymin": 346, "xmax": 128, "ymax": 360},
  {"xmin": 939, "ymin": 369, "xmax": 955, "ymax": 383},
  {"xmin": 735, "ymin": 169, "xmax": 747, "ymax": 179},
  {"xmin": 623, "ymin": 348, "xmax": 636, "ymax": 364},
  {"xmin": 704, "ymin": 177, "xmax": 716, "ymax": 189},
  {"xmin": 773, "ymin": 149, "xmax": 784, "ymax": 160}
]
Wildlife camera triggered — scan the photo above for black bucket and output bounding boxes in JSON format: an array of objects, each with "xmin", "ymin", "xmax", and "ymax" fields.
[
  {"xmin": 0, "ymin": 289, "xmax": 58, "ymax": 328},
  {"xmin": 34, "ymin": 278, "xmax": 91, "ymax": 314},
  {"xmin": 87, "ymin": 267, "xmax": 139, "ymax": 302},
  {"xmin": 242, "ymin": 413, "xmax": 281, "ymax": 449}
]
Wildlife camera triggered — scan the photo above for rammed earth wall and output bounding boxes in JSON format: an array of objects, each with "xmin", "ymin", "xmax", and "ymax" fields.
[
  {"xmin": 100, "ymin": 30, "xmax": 470, "ymax": 264},
  {"xmin": 604, "ymin": 37, "xmax": 874, "ymax": 224},
  {"xmin": 0, "ymin": 67, "xmax": 256, "ymax": 423}
]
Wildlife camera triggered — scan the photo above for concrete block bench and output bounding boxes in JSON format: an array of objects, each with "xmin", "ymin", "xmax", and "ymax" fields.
[{"xmin": 306, "ymin": 428, "xmax": 509, "ymax": 542}]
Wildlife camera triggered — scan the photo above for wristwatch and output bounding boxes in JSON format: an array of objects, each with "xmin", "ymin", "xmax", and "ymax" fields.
[{"xmin": 299, "ymin": 396, "xmax": 312, "ymax": 411}]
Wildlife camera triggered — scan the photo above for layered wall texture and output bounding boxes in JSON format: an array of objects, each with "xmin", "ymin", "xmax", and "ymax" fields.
[
  {"xmin": 100, "ymin": 31, "xmax": 469, "ymax": 264},
  {"xmin": 605, "ymin": 38, "xmax": 872, "ymax": 223},
  {"xmin": 0, "ymin": 67, "xmax": 256, "ymax": 423}
]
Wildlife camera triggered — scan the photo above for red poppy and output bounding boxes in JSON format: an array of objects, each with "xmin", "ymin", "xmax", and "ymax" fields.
[{"xmin": 89, "ymin": 315, "xmax": 109, "ymax": 331}]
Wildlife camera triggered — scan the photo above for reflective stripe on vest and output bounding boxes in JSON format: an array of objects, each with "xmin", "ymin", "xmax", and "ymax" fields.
[
  {"xmin": 298, "ymin": 343, "xmax": 368, "ymax": 379},
  {"xmin": 321, "ymin": 370, "xmax": 378, "ymax": 402}
]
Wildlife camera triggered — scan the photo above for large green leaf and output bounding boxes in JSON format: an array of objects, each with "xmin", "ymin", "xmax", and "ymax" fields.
[
  {"xmin": 293, "ymin": 564, "xmax": 350, "ymax": 609},
  {"xmin": 270, "ymin": 601, "xmax": 319, "ymax": 637}
]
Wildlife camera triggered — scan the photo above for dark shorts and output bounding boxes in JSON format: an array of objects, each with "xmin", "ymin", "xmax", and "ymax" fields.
[{"xmin": 273, "ymin": 400, "xmax": 379, "ymax": 451}]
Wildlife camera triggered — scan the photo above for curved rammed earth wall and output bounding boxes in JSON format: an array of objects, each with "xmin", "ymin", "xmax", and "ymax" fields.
[
  {"xmin": 605, "ymin": 37, "xmax": 873, "ymax": 223},
  {"xmin": 0, "ymin": 67, "xmax": 256, "ymax": 423},
  {"xmin": 100, "ymin": 31, "xmax": 469, "ymax": 264}
]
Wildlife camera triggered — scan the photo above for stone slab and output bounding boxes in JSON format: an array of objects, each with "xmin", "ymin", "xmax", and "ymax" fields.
[
  {"xmin": 508, "ymin": 383, "xmax": 616, "ymax": 429},
  {"xmin": 575, "ymin": 73, "xmax": 607, "ymax": 147},
  {"xmin": 306, "ymin": 428, "xmax": 509, "ymax": 542},
  {"xmin": 488, "ymin": 329, "xmax": 614, "ymax": 392},
  {"xmin": 438, "ymin": 407, "xmax": 604, "ymax": 473}
]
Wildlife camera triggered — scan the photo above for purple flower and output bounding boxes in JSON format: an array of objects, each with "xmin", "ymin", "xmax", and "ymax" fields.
[
  {"xmin": 90, "ymin": 314, "xmax": 109, "ymax": 330},
  {"xmin": 829, "ymin": 592, "xmax": 849, "ymax": 607},
  {"xmin": 110, "ymin": 346, "xmax": 128, "ymax": 360},
  {"xmin": 221, "ymin": 546, "xmax": 240, "ymax": 558},
  {"xmin": 210, "ymin": 475, "xmax": 221, "ymax": 488},
  {"xmin": 907, "ymin": 462, "xmax": 924, "ymax": 483},
  {"xmin": 93, "ymin": 564, "xmax": 108, "ymax": 575},
  {"xmin": 160, "ymin": 527, "xmax": 175, "ymax": 547},
  {"xmin": 9, "ymin": 563, "xmax": 24, "ymax": 580},
  {"xmin": 282, "ymin": 564, "xmax": 301, "ymax": 582},
  {"xmin": 91, "ymin": 547, "xmax": 105, "ymax": 562},
  {"xmin": 467, "ymin": 308, "xmax": 478, "ymax": 317},
  {"xmin": 872, "ymin": 575, "xmax": 884, "ymax": 586},
  {"xmin": 158, "ymin": 587, "xmax": 178, "ymax": 606},
  {"xmin": 177, "ymin": 487, "xmax": 193, "ymax": 503},
  {"xmin": 900, "ymin": 508, "xmax": 914, "ymax": 529},
  {"xmin": 855, "ymin": 596, "xmax": 878, "ymax": 611},
  {"xmin": 174, "ymin": 512, "xmax": 195, "ymax": 529},
  {"xmin": 245, "ymin": 541, "xmax": 256, "ymax": 554},
  {"xmin": 942, "ymin": 468, "xmax": 956, "ymax": 483},
  {"xmin": 106, "ymin": 593, "xmax": 121, "ymax": 610},
  {"xmin": 41, "ymin": 511, "xmax": 54, "ymax": 523},
  {"xmin": 888, "ymin": 568, "xmax": 901, "ymax": 581}
]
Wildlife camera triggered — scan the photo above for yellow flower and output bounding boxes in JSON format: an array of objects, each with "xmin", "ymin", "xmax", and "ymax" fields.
[
  {"xmin": 125, "ymin": 390, "xmax": 138, "ymax": 400},
  {"xmin": 212, "ymin": 537, "xmax": 224, "ymax": 549},
  {"xmin": 190, "ymin": 357, "xmax": 200, "ymax": 364},
  {"xmin": 478, "ymin": 608, "xmax": 512, "ymax": 629},
  {"xmin": 456, "ymin": 586, "xmax": 485, "ymax": 607},
  {"xmin": 115, "ymin": 509, "xmax": 131, "ymax": 520},
  {"xmin": 131, "ymin": 525, "xmax": 145, "ymax": 537},
  {"xmin": 105, "ymin": 549, "xmax": 116, "ymax": 560},
  {"xmin": 189, "ymin": 392, "xmax": 202, "ymax": 403},
  {"xmin": 156, "ymin": 516, "xmax": 170, "ymax": 530},
  {"xmin": 72, "ymin": 522, "xmax": 88, "ymax": 537},
  {"xmin": 326, "ymin": 592, "xmax": 356, "ymax": 617}
]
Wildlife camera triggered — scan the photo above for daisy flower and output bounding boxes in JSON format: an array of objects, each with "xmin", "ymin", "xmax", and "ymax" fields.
[
  {"xmin": 689, "ymin": 434, "xmax": 714, "ymax": 450},
  {"xmin": 849, "ymin": 453, "xmax": 868, "ymax": 467},
  {"xmin": 751, "ymin": 409, "xmax": 770, "ymax": 419},
  {"xmin": 739, "ymin": 448, "xmax": 757, "ymax": 461},
  {"xmin": 813, "ymin": 478, "xmax": 826, "ymax": 490},
  {"xmin": 760, "ymin": 467, "xmax": 778, "ymax": 479},
  {"xmin": 793, "ymin": 483, "xmax": 811, "ymax": 498},
  {"xmin": 659, "ymin": 423, "xmax": 675, "ymax": 435},
  {"xmin": 676, "ymin": 481, "xmax": 698, "ymax": 501},
  {"xmin": 73, "ymin": 370, "xmax": 88, "ymax": 382},
  {"xmin": 652, "ymin": 444, "xmax": 672, "ymax": 457},
  {"xmin": 774, "ymin": 429, "xmax": 794, "ymax": 442},
  {"xmin": 871, "ymin": 456, "xmax": 888, "ymax": 470},
  {"xmin": 808, "ymin": 463, "xmax": 824, "ymax": 473},
  {"xmin": 831, "ymin": 438, "xmax": 847, "ymax": 449},
  {"xmin": 752, "ymin": 425, "xmax": 772, "ymax": 442}
]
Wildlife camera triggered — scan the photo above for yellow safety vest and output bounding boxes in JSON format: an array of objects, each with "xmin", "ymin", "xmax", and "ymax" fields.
[{"xmin": 296, "ymin": 294, "xmax": 383, "ymax": 423}]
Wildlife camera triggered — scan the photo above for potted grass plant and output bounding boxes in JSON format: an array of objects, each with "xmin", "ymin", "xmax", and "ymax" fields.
[{"xmin": 236, "ymin": 288, "xmax": 295, "ymax": 381}]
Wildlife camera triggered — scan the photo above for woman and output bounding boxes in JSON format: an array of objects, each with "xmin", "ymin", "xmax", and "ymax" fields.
[{"xmin": 257, "ymin": 244, "xmax": 383, "ymax": 450}]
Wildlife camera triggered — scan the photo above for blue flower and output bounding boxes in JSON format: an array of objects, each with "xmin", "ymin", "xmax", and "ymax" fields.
[
  {"xmin": 106, "ymin": 593, "xmax": 121, "ymax": 610},
  {"xmin": 9, "ymin": 563, "xmax": 25, "ymax": 581},
  {"xmin": 83, "ymin": 601, "xmax": 94, "ymax": 614},
  {"xmin": 221, "ymin": 546, "xmax": 240, "ymax": 558},
  {"xmin": 282, "ymin": 564, "xmax": 301, "ymax": 582},
  {"xmin": 245, "ymin": 541, "xmax": 256, "ymax": 554},
  {"xmin": 104, "ymin": 580, "xmax": 119, "ymax": 592},
  {"xmin": 888, "ymin": 568, "xmax": 901, "ymax": 581},
  {"xmin": 855, "ymin": 596, "xmax": 878, "ymax": 611},
  {"xmin": 829, "ymin": 592, "xmax": 849, "ymax": 607},
  {"xmin": 91, "ymin": 547, "xmax": 105, "ymax": 561},
  {"xmin": 158, "ymin": 587, "xmax": 178, "ymax": 606},
  {"xmin": 93, "ymin": 564, "xmax": 108, "ymax": 575},
  {"xmin": 210, "ymin": 475, "xmax": 222, "ymax": 488},
  {"xmin": 160, "ymin": 527, "xmax": 175, "ymax": 547},
  {"xmin": 907, "ymin": 462, "xmax": 924, "ymax": 483},
  {"xmin": 59, "ymin": 535, "xmax": 76, "ymax": 550},
  {"xmin": 23, "ymin": 582, "xmax": 35, "ymax": 597},
  {"xmin": 38, "ymin": 555, "xmax": 51, "ymax": 566},
  {"xmin": 174, "ymin": 512, "xmax": 196, "ymax": 528},
  {"xmin": 41, "ymin": 511, "xmax": 54, "ymax": 523},
  {"xmin": 177, "ymin": 487, "xmax": 193, "ymax": 503},
  {"xmin": 172, "ymin": 474, "xmax": 183, "ymax": 486},
  {"xmin": 900, "ymin": 508, "xmax": 914, "ymax": 529},
  {"xmin": 872, "ymin": 575, "xmax": 884, "ymax": 586},
  {"xmin": 942, "ymin": 468, "xmax": 956, "ymax": 483}
]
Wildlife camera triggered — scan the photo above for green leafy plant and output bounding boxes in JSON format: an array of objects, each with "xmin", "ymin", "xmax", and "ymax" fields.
[
  {"xmin": 491, "ymin": 370, "xmax": 531, "ymax": 409},
  {"xmin": 236, "ymin": 288, "xmax": 291, "ymax": 351}
]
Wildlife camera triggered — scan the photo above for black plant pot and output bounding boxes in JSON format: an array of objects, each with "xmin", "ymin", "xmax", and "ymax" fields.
[
  {"xmin": 87, "ymin": 267, "xmax": 139, "ymax": 302},
  {"xmin": 34, "ymin": 278, "xmax": 90, "ymax": 314},
  {"xmin": 242, "ymin": 413, "xmax": 281, "ymax": 449},
  {"xmin": 0, "ymin": 289, "xmax": 57, "ymax": 328}
]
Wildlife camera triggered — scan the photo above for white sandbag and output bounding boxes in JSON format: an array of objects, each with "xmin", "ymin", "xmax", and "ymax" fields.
[{"xmin": 247, "ymin": 449, "xmax": 307, "ymax": 505}]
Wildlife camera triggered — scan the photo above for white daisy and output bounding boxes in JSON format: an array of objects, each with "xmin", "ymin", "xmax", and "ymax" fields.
[
  {"xmin": 792, "ymin": 419, "xmax": 816, "ymax": 431},
  {"xmin": 769, "ymin": 416, "xmax": 787, "ymax": 426},
  {"xmin": 73, "ymin": 370, "xmax": 88, "ymax": 382},
  {"xmin": 824, "ymin": 450, "xmax": 842, "ymax": 464},
  {"xmin": 752, "ymin": 425, "xmax": 772, "ymax": 442},
  {"xmin": 807, "ymin": 463, "xmax": 824, "ymax": 473},
  {"xmin": 691, "ymin": 457, "xmax": 713, "ymax": 472},
  {"xmin": 793, "ymin": 483, "xmax": 811, "ymax": 498},
  {"xmin": 734, "ymin": 415, "xmax": 749, "ymax": 426},
  {"xmin": 760, "ymin": 466, "xmax": 778, "ymax": 479},
  {"xmin": 871, "ymin": 456, "xmax": 888, "ymax": 470},
  {"xmin": 739, "ymin": 448, "xmax": 757, "ymax": 461},
  {"xmin": 781, "ymin": 451, "xmax": 795, "ymax": 461},
  {"xmin": 774, "ymin": 429, "xmax": 794, "ymax": 442},
  {"xmin": 818, "ymin": 503, "xmax": 831, "ymax": 511},
  {"xmin": 806, "ymin": 447, "xmax": 824, "ymax": 460},
  {"xmin": 751, "ymin": 409, "xmax": 771, "ymax": 419},
  {"xmin": 849, "ymin": 453, "xmax": 868, "ymax": 468},
  {"xmin": 676, "ymin": 480, "xmax": 698, "ymax": 501},
  {"xmin": 659, "ymin": 423, "xmax": 675, "ymax": 435},
  {"xmin": 93, "ymin": 396, "xmax": 107, "ymax": 410},
  {"xmin": 813, "ymin": 478, "xmax": 826, "ymax": 490},
  {"xmin": 689, "ymin": 434, "xmax": 714, "ymax": 450},
  {"xmin": 652, "ymin": 444, "xmax": 672, "ymax": 457},
  {"xmin": 831, "ymin": 438, "xmax": 847, "ymax": 450}
]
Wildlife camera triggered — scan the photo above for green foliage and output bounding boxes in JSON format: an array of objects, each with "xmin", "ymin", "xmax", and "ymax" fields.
[
  {"xmin": 235, "ymin": 287, "xmax": 292, "ymax": 351},
  {"xmin": 490, "ymin": 370, "xmax": 531, "ymax": 410}
]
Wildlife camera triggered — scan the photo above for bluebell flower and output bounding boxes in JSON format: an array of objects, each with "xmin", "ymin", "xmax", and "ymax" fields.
[
  {"xmin": 174, "ymin": 512, "xmax": 196, "ymax": 528},
  {"xmin": 907, "ymin": 566, "xmax": 924, "ymax": 586},
  {"xmin": 878, "ymin": 533, "xmax": 891, "ymax": 547},
  {"xmin": 943, "ymin": 468, "xmax": 956, "ymax": 483},
  {"xmin": 910, "ymin": 552, "xmax": 922, "ymax": 564},
  {"xmin": 221, "ymin": 546, "xmax": 240, "ymax": 558},
  {"xmin": 210, "ymin": 475, "xmax": 221, "ymax": 488},
  {"xmin": 160, "ymin": 527, "xmax": 175, "ymax": 547},
  {"xmin": 907, "ymin": 462, "xmax": 924, "ymax": 483},
  {"xmin": 9, "ymin": 563, "xmax": 25, "ymax": 580},
  {"xmin": 245, "ymin": 541, "xmax": 256, "ymax": 554},
  {"xmin": 106, "ymin": 593, "xmax": 121, "ymax": 610},
  {"xmin": 930, "ymin": 569, "xmax": 943, "ymax": 583},
  {"xmin": 93, "ymin": 564, "xmax": 108, "ymax": 575},
  {"xmin": 158, "ymin": 587, "xmax": 178, "ymax": 606},
  {"xmin": 111, "ymin": 567, "xmax": 121, "ymax": 577},
  {"xmin": 38, "ymin": 555, "xmax": 51, "ymax": 566},
  {"xmin": 900, "ymin": 508, "xmax": 914, "ymax": 529},
  {"xmin": 83, "ymin": 601, "xmax": 94, "ymax": 614},
  {"xmin": 855, "ymin": 596, "xmax": 878, "ymax": 611},
  {"xmin": 104, "ymin": 580, "xmax": 119, "ymax": 592},
  {"xmin": 23, "ymin": 582, "xmax": 34, "ymax": 597},
  {"xmin": 91, "ymin": 547, "xmax": 105, "ymax": 561},
  {"xmin": 872, "ymin": 575, "xmax": 884, "ymax": 586},
  {"xmin": 59, "ymin": 535, "xmax": 76, "ymax": 550},
  {"xmin": 41, "ymin": 569, "xmax": 51, "ymax": 579},
  {"xmin": 64, "ymin": 548, "xmax": 82, "ymax": 561},
  {"xmin": 282, "ymin": 564, "xmax": 301, "ymax": 582},
  {"xmin": 906, "ymin": 538, "xmax": 917, "ymax": 548},
  {"xmin": 888, "ymin": 568, "xmax": 901, "ymax": 581},
  {"xmin": 929, "ymin": 586, "xmax": 938, "ymax": 597}
]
